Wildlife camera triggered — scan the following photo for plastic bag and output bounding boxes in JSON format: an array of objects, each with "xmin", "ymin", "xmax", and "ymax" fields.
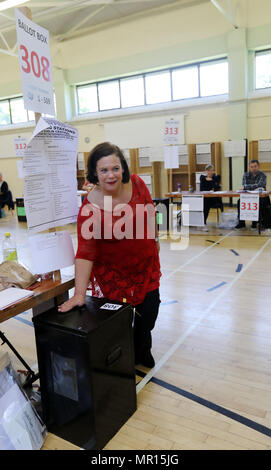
[
  {"xmin": 0, "ymin": 352, "xmax": 47, "ymax": 450},
  {"xmin": 218, "ymin": 211, "xmax": 238, "ymax": 229},
  {"xmin": 0, "ymin": 261, "xmax": 39, "ymax": 291}
]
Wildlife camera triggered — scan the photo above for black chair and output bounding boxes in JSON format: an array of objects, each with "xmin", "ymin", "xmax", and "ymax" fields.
[{"xmin": 0, "ymin": 190, "xmax": 15, "ymax": 211}]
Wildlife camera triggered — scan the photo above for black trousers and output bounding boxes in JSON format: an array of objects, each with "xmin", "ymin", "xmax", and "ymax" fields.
[
  {"xmin": 204, "ymin": 197, "xmax": 223, "ymax": 224},
  {"xmin": 133, "ymin": 288, "xmax": 160, "ymax": 360},
  {"xmin": 237, "ymin": 196, "xmax": 270, "ymax": 226}
]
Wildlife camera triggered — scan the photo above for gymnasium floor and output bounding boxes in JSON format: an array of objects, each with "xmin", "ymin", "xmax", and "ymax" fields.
[{"xmin": 1, "ymin": 208, "xmax": 271, "ymax": 450}]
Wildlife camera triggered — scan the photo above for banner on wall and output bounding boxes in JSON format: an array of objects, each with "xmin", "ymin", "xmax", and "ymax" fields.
[{"xmin": 15, "ymin": 9, "xmax": 55, "ymax": 116}]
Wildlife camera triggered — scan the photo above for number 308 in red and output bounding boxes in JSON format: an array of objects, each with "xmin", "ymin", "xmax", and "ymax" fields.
[{"xmin": 20, "ymin": 45, "xmax": 50, "ymax": 82}]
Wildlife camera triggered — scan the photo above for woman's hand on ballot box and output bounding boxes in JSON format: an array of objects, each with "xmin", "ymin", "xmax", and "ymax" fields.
[{"xmin": 58, "ymin": 293, "xmax": 85, "ymax": 313}]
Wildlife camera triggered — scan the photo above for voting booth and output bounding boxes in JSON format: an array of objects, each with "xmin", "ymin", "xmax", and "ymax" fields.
[{"xmin": 33, "ymin": 296, "xmax": 137, "ymax": 450}]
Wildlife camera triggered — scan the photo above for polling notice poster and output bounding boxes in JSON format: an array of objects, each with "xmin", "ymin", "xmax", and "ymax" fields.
[
  {"xmin": 23, "ymin": 118, "xmax": 78, "ymax": 233},
  {"xmin": 15, "ymin": 9, "xmax": 55, "ymax": 116}
]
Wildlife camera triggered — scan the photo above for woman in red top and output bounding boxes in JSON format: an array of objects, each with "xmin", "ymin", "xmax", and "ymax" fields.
[{"xmin": 59, "ymin": 142, "xmax": 161, "ymax": 368}]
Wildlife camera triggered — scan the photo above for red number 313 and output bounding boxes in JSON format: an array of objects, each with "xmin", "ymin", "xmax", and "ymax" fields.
[{"xmin": 20, "ymin": 45, "xmax": 50, "ymax": 82}]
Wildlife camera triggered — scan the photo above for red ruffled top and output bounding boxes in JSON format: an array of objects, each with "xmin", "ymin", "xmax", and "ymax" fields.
[{"xmin": 75, "ymin": 174, "xmax": 161, "ymax": 306}]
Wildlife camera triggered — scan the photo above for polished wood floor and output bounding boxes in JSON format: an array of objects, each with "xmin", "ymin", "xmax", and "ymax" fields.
[{"xmin": 1, "ymin": 208, "xmax": 271, "ymax": 450}]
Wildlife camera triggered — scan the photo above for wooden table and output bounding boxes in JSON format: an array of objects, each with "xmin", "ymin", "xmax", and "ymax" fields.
[
  {"xmin": 166, "ymin": 191, "xmax": 271, "ymax": 234},
  {"xmin": 0, "ymin": 276, "xmax": 75, "ymax": 324},
  {"xmin": 166, "ymin": 190, "xmax": 271, "ymax": 201}
]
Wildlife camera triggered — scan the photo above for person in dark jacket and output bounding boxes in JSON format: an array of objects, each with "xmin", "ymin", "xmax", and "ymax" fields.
[
  {"xmin": 0, "ymin": 173, "xmax": 14, "ymax": 212},
  {"xmin": 200, "ymin": 164, "xmax": 223, "ymax": 231}
]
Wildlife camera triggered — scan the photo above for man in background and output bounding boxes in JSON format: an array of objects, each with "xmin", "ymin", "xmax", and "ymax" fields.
[{"xmin": 235, "ymin": 160, "xmax": 268, "ymax": 230}]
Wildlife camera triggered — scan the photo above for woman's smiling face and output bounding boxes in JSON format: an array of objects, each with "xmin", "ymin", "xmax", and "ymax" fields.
[{"xmin": 96, "ymin": 154, "xmax": 124, "ymax": 192}]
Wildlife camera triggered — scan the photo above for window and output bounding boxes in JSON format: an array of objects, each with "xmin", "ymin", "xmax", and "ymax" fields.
[
  {"xmin": 10, "ymin": 97, "xmax": 28, "ymax": 124},
  {"xmin": 255, "ymin": 50, "xmax": 271, "ymax": 89},
  {"xmin": 200, "ymin": 60, "xmax": 228, "ymax": 97},
  {"xmin": 145, "ymin": 71, "xmax": 171, "ymax": 104},
  {"xmin": 98, "ymin": 80, "xmax": 120, "ymax": 110},
  {"xmin": 0, "ymin": 96, "xmax": 37, "ymax": 126},
  {"xmin": 77, "ymin": 84, "xmax": 98, "ymax": 114},
  {"xmin": 172, "ymin": 66, "xmax": 199, "ymax": 100},
  {"xmin": 76, "ymin": 57, "xmax": 228, "ymax": 115},
  {"xmin": 0, "ymin": 100, "xmax": 11, "ymax": 125},
  {"xmin": 120, "ymin": 76, "xmax": 145, "ymax": 108}
]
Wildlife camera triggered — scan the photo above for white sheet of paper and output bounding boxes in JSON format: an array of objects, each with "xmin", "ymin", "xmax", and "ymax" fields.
[
  {"xmin": 0, "ymin": 288, "xmax": 34, "ymax": 310},
  {"xmin": 23, "ymin": 118, "xmax": 78, "ymax": 233},
  {"xmin": 78, "ymin": 152, "xmax": 85, "ymax": 171},
  {"xmin": 164, "ymin": 145, "xmax": 179, "ymax": 169},
  {"xmin": 17, "ymin": 160, "xmax": 24, "ymax": 179},
  {"xmin": 29, "ymin": 231, "xmax": 75, "ymax": 274},
  {"xmin": 196, "ymin": 143, "xmax": 211, "ymax": 154},
  {"xmin": 182, "ymin": 211, "xmax": 204, "ymax": 227},
  {"xmin": 258, "ymin": 140, "xmax": 271, "ymax": 152},
  {"xmin": 182, "ymin": 195, "xmax": 204, "ymax": 211},
  {"xmin": 224, "ymin": 139, "xmax": 246, "ymax": 157}
]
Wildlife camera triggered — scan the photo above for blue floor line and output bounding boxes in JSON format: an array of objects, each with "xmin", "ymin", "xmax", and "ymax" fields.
[{"xmin": 207, "ymin": 281, "xmax": 227, "ymax": 292}]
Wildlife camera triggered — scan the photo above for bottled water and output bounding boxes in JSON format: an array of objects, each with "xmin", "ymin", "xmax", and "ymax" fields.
[{"xmin": 2, "ymin": 232, "xmax": 18, "ymax": 262}]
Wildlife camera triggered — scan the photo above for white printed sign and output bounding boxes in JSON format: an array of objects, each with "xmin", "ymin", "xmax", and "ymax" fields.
[
  {"xmin": 164, "ymin": 145, "xmax": 179, "ymax": 169},
  {"xmin": 163, "ymin": 120, "xmax": 179, "ymax": 144},
  {"xmin": 29, "ymin": 231, "xmax": 75, "ymax": 274},
  {"xmin": 100, "ymin": 303, "xmax": 122, "ymax": 311},
  {"xmin": 15, "ymin": 9, "xmax": 55, "ymax": 116},
  {"xmin": 224, "ymin": 140, "xmax": 246, "ymax": 158},
  {"xmin": 23, "ymin": 117, "xmax": 78, "ymax": 233},
  {"xmin": 240, "ymin": 193, "xmax": 259, "ymax": 221},
  {"xmin": 14, "ymin": 137, "xmax": 27, "ymax": 157}
]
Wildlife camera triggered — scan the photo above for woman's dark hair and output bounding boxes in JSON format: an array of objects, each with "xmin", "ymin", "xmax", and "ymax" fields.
[{"xmin": 86, "ymin": 142, "xmax": 130, "ymax": 184}]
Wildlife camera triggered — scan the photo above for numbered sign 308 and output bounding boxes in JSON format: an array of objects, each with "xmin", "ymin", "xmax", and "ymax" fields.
[
  {"xmin": 15, "ymin": 9, "xmax": 55, "ymax": 116},
  {"xmin": 240, "ymin": 193, "xmax": 259, "ymax": 221}
]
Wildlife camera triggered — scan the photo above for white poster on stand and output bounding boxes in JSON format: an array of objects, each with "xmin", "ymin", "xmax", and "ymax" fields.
[
  {"xmin": 29, "ymin": 231, "xmax": 75, "ymax": 273},
  {"xmin": 240, "ymin": 193, "xmax": 259, "ymax": 221},
  {"xmin": 23, "ymin": 117, "xmax": 78, "ymax": 233},
  {"xmin": 15, "ymin": 9, "xmax": 55, "ymax": 116},
  {"xmin": 224, "ymin": 140, "xmax": 246, "ymax": 158},
  {"xmin": 164, "ymin": 145, "xmax": 179, "ymax": 169}
]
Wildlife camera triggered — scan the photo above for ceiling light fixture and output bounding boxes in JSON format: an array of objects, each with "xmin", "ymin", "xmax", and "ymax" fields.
[{"xmin": 0, "ymin": 0, "xmax": 31, "ymax": 13}]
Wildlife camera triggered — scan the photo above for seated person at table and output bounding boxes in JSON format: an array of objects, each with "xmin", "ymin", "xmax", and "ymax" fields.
[
  {"xmin": 0, "ymin": 173, "xmax": 14, "ymax": 211},
  {"xmin": 235, "ymin": 160, "xmax": 269, "ymax": 230},
  {"xmin": 200, "ymin": 164, "xmax": 223, "ymax": 230}
]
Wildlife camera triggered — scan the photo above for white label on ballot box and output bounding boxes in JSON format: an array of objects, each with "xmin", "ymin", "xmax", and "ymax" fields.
[
  {"xmin": 182, "ymin": 195, "xmax": 204, "ymax": 212},
  {"xmin": 240, "ymin": 193, "xmax": 259, "ymax": 221},
  {"xmin": 100, "ymin": 303, "xmax": 122, "ymax": 311}
]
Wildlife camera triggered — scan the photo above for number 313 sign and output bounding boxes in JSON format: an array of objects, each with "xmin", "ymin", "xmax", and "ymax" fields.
[
  {"xmin": 15, "ymin": 9, "xmax": 55, "ymax": 116},
  {"xmin": 240, "ymin": 193, "xmax": 259, "ymax": 221}
]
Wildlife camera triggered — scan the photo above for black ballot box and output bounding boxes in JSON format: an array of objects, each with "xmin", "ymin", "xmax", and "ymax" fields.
[{"xmin": 33, "ymin": 296, "xmax": 137, "ymax": 450}]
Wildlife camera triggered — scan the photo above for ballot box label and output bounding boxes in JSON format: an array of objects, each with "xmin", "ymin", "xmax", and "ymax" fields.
[
  {"xmin": 15, "ymin": 9, "xmax": 55, "ymax": 116},
  {"xmin": 240, "ymin": 193, "xmax": 259, "ymax": 221},
  {"xmin": 100, "ymin": 303, "xmax": 122, "ymax": 311}
]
